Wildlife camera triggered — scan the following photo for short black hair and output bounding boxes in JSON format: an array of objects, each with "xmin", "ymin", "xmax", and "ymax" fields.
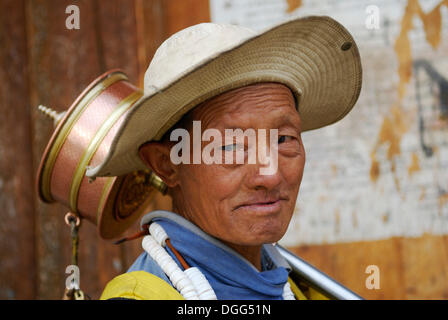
[{"xmin": 160, "ymin": 109, "xmax": 195, "ymax": 143}]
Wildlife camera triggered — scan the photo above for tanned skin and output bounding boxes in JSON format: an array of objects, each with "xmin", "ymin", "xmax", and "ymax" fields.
[{"xmin": 139, "ymin": 83, "xmax": 305, "ymax": 271}]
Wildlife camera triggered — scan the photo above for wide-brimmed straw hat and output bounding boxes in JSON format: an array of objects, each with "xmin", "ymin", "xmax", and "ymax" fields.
[{"xmin": 86, "ymin": 15, "xmax": 362, "ymax": 178}]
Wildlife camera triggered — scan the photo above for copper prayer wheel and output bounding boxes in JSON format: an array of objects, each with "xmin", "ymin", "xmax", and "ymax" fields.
[{"xmin": 36, "ymin": 69, "xmax": 165, "ymax": 239}]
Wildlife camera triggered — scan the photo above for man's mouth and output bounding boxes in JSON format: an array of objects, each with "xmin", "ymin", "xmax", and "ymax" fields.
[{"xmin": 234, "ymin": 196, "xmax": 288, "ymax": 213}]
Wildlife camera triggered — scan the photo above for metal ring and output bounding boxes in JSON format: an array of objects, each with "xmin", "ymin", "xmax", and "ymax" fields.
[{"xmin": 65, "ymin": 212, "xmax": 81, "ymax": 227}]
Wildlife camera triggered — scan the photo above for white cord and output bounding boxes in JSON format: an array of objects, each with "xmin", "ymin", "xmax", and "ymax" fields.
[
  {"xmin": 282, "ymin": 282, "xmax": 296, "ymax": 300},
  {"xmin": 184, "ymin": 267, "xmax": 217, "ymax": 300},
  {"xmin": 145, "ymin": 222, "xmax": 218, "ymax": 300},
  {"xmin": 142, "ymin": 235, "xmax": 199, "ymax": 300},
  {"xmin": 149, "ymin": 222, "xmax": 168, "ymax": 246},
  {"xmin": 145, "ymin": 222, "xmax": 290, "ymax": 300}
]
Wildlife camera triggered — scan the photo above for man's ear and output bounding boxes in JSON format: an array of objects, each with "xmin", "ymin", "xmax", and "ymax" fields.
[{"xmin": 138, "ymin": 141, "xmax": 178, "ymax": 188}]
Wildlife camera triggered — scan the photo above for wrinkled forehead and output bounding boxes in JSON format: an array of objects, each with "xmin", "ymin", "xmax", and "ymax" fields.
[{"xmin": 191, "ymin": 82, "xmax": 299, "ymax": 130}]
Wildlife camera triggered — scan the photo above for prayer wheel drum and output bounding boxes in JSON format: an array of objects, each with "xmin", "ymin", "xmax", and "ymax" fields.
[{"xmin": 37, "ymin": 70, "xmax": 164, "ymax": 239}]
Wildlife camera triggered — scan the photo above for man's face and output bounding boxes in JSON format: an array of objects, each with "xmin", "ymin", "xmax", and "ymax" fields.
[{"xmin": 169, "ymin": 83, "xmax": 306, "ymax": 247}]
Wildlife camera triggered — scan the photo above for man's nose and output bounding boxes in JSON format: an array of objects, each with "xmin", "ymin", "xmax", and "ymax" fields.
[{"xmin": 245, "ymin": 142, "xmax": 281, "ymax": 190}]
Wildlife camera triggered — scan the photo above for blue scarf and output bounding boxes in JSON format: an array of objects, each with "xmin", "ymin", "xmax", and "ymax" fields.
[{"xmin": 130, "ymin": 210, "xmax": 290, "ymax": 300}]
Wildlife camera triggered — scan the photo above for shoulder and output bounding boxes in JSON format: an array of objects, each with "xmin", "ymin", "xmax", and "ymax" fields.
[
  {"xmin": 127, "ymin": 251, "xmax": 171, "ymax": 284},
  {"xmin": 100, "ymin": 270, "xmax": 184, "ymax": 300}
]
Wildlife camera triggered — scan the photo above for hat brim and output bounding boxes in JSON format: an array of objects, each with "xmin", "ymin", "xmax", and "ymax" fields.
[{"xmin": 87, "ymin": 15, "xmax": 362, "ymax": 178}]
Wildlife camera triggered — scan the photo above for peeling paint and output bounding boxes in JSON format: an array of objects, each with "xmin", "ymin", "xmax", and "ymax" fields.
[
  {"xmin": 395, "ymin": 0, "xmax": 448, "ymax": 98},
  {"xmin": 370, "ymin": 152, "xmax": 380, "ymax": 183},
  {"xmin": 330, "ymin": 163, "xmax": 338, "ymax": 177},
  {"xmin": 408, "ymin": 152, "xmax": 421, "ymax": 177},
  {"xmin": 286, "ymin": 0, "xmax": 302, "ymax": 13},
  {"xmin": 380, "ymin": 107, "xmax": 409, "ymax": 160},
  {"xmin": 439, "ymin": 193, "xmax": 448, "ymax": 209},
  {"xmin": 370, "ymin": 106, "xmax": 411, "ymax": 187},
  {"xmin": 419, "ymin": 186, "xmax": 426, "ymax": 201}
]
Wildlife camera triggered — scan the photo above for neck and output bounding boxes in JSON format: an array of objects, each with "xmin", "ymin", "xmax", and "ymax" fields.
[
  {"xmin": 171, "ymin": 201, "xmax": 263, "ymax": 271},
  {"xmin": 223, "ymin": 242, "xmax": 263, "ymax": 271}
]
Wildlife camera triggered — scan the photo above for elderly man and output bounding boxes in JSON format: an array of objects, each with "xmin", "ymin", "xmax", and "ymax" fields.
[{"xmin": 97, "ymin": 16, "xmax": 361, "ymax": 300}]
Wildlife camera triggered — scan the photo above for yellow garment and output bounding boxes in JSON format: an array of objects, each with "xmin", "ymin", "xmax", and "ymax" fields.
[
  {"xmin": 288, "ymin": 277, "xmax": 308, "ymax": 300},
  {"xmin": 101, "ymin": 271, "xmax": 330, "ymax": 300},
  {"xmin": 100, "ymin": 271, "xmax": 184, "ymax": 300},
  {"xmin": 308, "ymin": 287, "xmax": 330, "ymax": 300},
  {"xmin": 288, "ymin": 277, "xmax": 330, "ymax": 300}
]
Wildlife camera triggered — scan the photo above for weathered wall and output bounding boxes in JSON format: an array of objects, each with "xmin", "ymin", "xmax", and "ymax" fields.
[
  {"xmin": 211, "ymin": 0, "xmax": 448, "ymax": 299},
  {"xmin": 0, "ymin": 0, "xmax": 209, "ymax": 300}
]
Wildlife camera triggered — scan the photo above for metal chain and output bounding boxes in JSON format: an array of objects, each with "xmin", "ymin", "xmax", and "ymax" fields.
[
  {"xmin": 63, "ymin": 212, "xmax": 87, "ymax": 300},
  {"xmin": 69, "ymin": 216, "xmax": 79, "ymax": 266}
]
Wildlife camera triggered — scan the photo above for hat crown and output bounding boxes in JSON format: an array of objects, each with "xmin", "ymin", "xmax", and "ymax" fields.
[{"xmin": 144, "ymin": 23, "xmax": 257, "ymax": 95}]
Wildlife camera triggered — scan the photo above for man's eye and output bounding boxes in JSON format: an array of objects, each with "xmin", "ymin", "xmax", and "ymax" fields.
[
  {"xmin": 278, "ymin": 135, "xmax": 292, "ymax": 143},
  {"xmin": 221, "ymin": 144, "xmax": 237, "ymax": 151},
  {"xmin": 221, "ymin": 143, "xmax": 244, "ymax": 151}
]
